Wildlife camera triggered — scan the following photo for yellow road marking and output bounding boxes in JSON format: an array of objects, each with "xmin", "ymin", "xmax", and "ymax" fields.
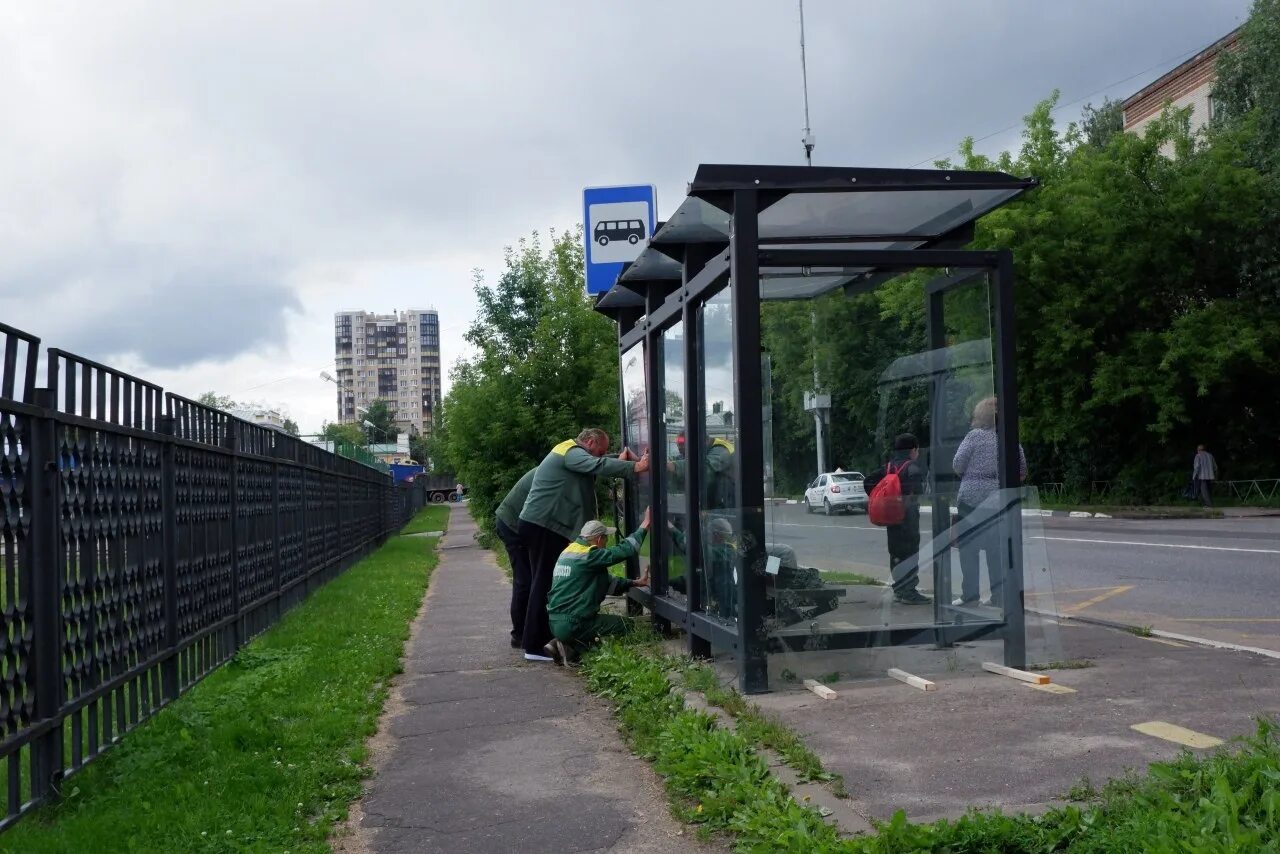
[
  {"xmin": 1131, "ymin": 721, "xmax": 1223, "ymax": 749},
  {"xmin": 1030, "ymin": 683, "xmax": 1076, "ymax": 695},
  {"xmin": 1064, "ymin": 585, "xmax": 1135, "ymax": 614},
  {"xmin": 1027, "ymin": 586, "xmax": 1139, "ymax": 597}
]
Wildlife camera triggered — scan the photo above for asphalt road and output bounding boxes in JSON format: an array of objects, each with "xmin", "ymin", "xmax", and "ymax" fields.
[{"xmin": 763, "ymin": 502, "xmax": 1280, "ymax": 651}]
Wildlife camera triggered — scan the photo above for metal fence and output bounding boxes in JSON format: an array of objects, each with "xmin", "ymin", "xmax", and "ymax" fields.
[{"xmin": 0, "ymin": 321, "xmax": 425, "ymax": 831}]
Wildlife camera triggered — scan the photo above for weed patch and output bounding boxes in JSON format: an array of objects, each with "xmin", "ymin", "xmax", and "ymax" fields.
[{"xmin": 401, "ymin": 504, "xmax": 450, "ymax": 535}]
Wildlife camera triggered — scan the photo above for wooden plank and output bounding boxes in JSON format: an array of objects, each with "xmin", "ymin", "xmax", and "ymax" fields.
[
  {"xmin": 982, "ymin": 662, "xmax": 1051, "ymax": 685},
  {"xmin": 802, "ymin": 679, "xmax": 837, "ymax": 700},
  {"xmin": 887, "ymin": 668, "xmax": 936, "ymax": 692}
]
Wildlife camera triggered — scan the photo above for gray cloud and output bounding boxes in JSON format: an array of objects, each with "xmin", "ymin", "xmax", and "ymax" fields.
[{"xmin": 0, "ymin": 0, "xmax": 1253, "ymax": 401}]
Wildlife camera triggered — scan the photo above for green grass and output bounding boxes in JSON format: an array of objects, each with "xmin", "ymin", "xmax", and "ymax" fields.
[
  {"xmin": 400, "ymin": 504, "xmax": 451, "ymax": 535},
  {"xmin": 1126, "ymin": 625, "xmax": 1155, "ymax": 638},
  {"xmin": 818, "ymin": 570, "xmax": 882, "ymax": 586},
  {"xmin": 1, "ymin": 535, "xmax": 439, "ymax": 853},
  {"xmin": 583, "ymin": 639, "xmax": 1280, "ymax": 853}
]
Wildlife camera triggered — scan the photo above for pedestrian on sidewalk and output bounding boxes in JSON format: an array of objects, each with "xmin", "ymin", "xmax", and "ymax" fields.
[
  {"xmin": 864, "ymin": 433, "xmax": 931, "ymax": 605},
  {"xmin": 1193, "ymin": 444, "xmax": 1218, "ymax": 507},
  {"xmin": 546, "ymin": 508, "xmax": 652, "ymax": 664},
  {"xmin": 518, "ymin": 429, "xmax": 649, "ymax": 662},
  {"xmin": 495, "ymin": 467, "xmax": 536, "ymax": 649},
  {"xmin": 952, "ymin": 396, "xmax": 1027, "ymax": 608}
]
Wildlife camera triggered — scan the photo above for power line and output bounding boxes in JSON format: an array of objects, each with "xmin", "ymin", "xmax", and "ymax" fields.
[{"xmin": 905, "ymin": 41, "xmax": 1211, "ymax": 168}]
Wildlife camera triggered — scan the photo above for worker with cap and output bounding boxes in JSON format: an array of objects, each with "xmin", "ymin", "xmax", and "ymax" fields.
[
  {"xmin": 545, "ymin": 508, "xmax": 652, "ymax": 663},
  {"xmin": 518, "ymin": 428, "xmax": 649, "ymax": 662}
]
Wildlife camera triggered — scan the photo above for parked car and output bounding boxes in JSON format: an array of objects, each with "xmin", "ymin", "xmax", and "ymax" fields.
[{"xmin": 804, "ymin": 471, "xmax": 867, "ymax": 515}]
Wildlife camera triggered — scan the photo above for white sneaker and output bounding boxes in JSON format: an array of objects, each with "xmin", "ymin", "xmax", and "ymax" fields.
[
  {"xmin": 952, "ymin": 597, "xmax": 965, "ymax": 606},
  {"xmin": 523, "ymin": 652, "xmax": 554, "ymax": 662},
  {"xmin": 980, "ymin": 598, "xmax": 994, "ymax": 607}
]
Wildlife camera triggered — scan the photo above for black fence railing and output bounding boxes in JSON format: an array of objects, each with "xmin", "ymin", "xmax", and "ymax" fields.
[{"xmin": 0, "ymin": 321, "xmax": 426, "ymax": 831}]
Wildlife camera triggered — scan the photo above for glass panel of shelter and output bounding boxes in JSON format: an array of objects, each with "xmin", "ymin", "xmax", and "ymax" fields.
[
  {"xmin": 619, "ymin": 344, "xmax": 650, "ymax": 581},
  {"xmin": 661, "ymin": 322, "xmax": 688, "ymax": 604},
  {"xmin": 756, "ymin": 268, "xmax": 1062, "ymax": 684}
]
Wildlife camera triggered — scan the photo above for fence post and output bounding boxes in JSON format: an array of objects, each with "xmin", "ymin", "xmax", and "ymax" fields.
[
  {"xmin": 224, "ymin": 420, "xmax": 241, "ymax": 648},
  {"xmin": 27, "ymin": 388, "xmax": 65, "ymax": 800},
  {"xmin": 157, "ymin": 413, "xmax": 180, "ymax": 701}
]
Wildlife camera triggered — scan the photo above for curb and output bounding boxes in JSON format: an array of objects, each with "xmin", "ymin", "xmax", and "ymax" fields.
[{"xmin": 1029, "ymin": 607, "xmax": 1280, "ymax": 661}]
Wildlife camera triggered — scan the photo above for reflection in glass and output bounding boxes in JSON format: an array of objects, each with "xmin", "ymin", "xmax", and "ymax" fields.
[
  {"xmin": 620, "ymin": 344, "xmax": 650, "ymax": 580},
  {"xmin": 697, "ymin": 288, "xmax": 739, "ymax": 622},
  {"xmin": 661, "ymin": 323, "xmax": 688, "ymax": 600}
]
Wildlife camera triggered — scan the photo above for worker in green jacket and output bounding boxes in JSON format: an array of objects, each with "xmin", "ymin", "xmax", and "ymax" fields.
[
  {"xmin": 517, "ymin": 428, "xmax": 649, "ymax": 661},
  {"xmin": 546, "ymin": 507, "xmax": 652, "ymax": 664},
  {"xmin": 495, "ymin": 468, "xmax": 537, "ymax": 649}
]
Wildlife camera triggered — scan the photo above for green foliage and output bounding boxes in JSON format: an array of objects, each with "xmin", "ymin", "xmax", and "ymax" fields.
[
  {"xmin": 1, "ymin": 535, "xmax": 439, "ymax": 853},
  {"xmin": 196, "ymin": 391, "xmax": 238, "ymax": 410},
  {"xmin": 767, "ymin": 72, "xmax": 1280, "ymax": 499},
  {"xmin": 320, "ymin": 420, "xmax": 365, "ymax": 447},
  {"xmin": 361, "ymin": 398, "xmax": 398, "ymax": 444},
  {"xmin": 438, "ymin": 229, "xmax": 619, "ymax": 532},
  {"xmin": 281, "ymin": 417, "xmax": 300, "ymax": 437}
]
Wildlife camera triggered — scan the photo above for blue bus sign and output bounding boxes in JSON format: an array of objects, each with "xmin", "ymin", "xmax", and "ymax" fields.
[{"xmin": 583, "ymin": 184, "xmax": 657, "ymax": 295}]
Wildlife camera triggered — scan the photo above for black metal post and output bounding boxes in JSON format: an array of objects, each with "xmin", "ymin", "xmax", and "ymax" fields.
[
  {"xmin": 224, "ymin": 420, "xmax": 241, "ymax": 648},
  {"xmin": 682, "ymin": 245, "xmax": 719, "ymax": 660},
  {"xmin": 729, "ymin": 189, "xmax": 769, "ymax": 693},
  {"xmin": 993, "ymin": 251, "xmax": 1026, "ymax": 668},
  {"xmin": 645, "ymin": 286, "xmax": 672, "ymax": 636},
  {"xmin": 158, "ymin": 413, "xmax": 180, "ymax": 700},
  {"xmin": 28, "ymin": 388, "xmax": 64, "ymax": 801}
]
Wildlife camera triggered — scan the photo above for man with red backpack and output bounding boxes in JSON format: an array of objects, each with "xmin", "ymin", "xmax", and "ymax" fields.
[{"xmin": 863, "ymin": 433, "xmax": 931, "ymax": 605}]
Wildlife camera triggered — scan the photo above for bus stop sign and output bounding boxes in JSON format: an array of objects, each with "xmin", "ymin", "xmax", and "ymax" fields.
[{"xmin": 583, "ymin": 184, "xmax": 657, "ymax": 295}]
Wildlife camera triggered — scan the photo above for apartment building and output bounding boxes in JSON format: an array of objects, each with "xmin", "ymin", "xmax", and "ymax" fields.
[
  {"xmin": 333, "ymin": 309, "xmax": 442, "ymax": 436},
  {"xmin": 1122, "ymin": 27, "xmax": 1241, "ymax": 137}
]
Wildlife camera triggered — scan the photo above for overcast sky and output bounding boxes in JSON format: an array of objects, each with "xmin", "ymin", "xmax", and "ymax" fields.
[{"xmin": 0, "ymin": 0, "xmax": 1251, "ymax": 432}]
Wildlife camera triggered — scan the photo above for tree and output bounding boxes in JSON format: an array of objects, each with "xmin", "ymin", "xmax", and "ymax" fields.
[
  {"xmin": 361, "ymin": 398, "xmax": 397, "ymax": 444},
  {"xmin": 1078, "ymin": 98, "xmax": 1124, "ymax": 149},
  {"xmin": 320, "ymin": 421, "xmax": 364, "ymax": 447},
  {"xmin": 281, "ymin": 417, "xmax": 300, "ymax": 437},
  {"xmin": 197, "ymin": 391, "xmax": 238, "ymax": 410},
  {"xmin": 439, "ymin": 229, "xmax": 618, "ymax": 528}
]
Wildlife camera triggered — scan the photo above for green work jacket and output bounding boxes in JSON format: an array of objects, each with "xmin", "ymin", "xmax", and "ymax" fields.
[
  {"xmin": 519, "ymin": 439, "xmax": 637, "ymax": 541},
  {"xmin": 495, "ymin": 468, "xmax": 536, "ymax": 532},
  {"xmin": 547, "ymin": 529, "xmax": 647, "ymax": 627}
]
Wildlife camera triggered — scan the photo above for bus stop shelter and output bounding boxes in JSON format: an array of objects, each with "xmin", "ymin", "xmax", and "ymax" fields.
[{"xmin": 594, "ymin": 163, "xmax": 1042, "ymax": 693}]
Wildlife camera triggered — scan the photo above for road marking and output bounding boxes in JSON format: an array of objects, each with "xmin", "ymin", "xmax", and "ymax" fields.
[
  {"xmin": 1030, "ymin": 683, "xmax": 1076, "ymax": 695},
  {"xmin": 1027, "ymin": 585, "xmax": 1142, "ymax": 597},
  {"xmin": 1064, "ymin": 585, "xmax": 1135, "ymax": 613},
  {"xmin": 1131, "ymin": 721, "xmax": 1223, "ymax": 749},
  {"xmin": 769, "ymin": 522, "xmax": 881, "ymax": 531},
  {"xmin": 1169, "ymin": 617, "xmax": 1280, "ymax": 623},
  {"xmin": 1032, "ymin": 536, "xmax": 1280, "ymax": 555}
]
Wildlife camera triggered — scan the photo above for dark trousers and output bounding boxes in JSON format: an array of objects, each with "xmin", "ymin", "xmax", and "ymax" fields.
[
  {"xmin": 956, "ymin": 502, "xmax": 1003, "ymax": 606},
  {"xmin": 518, "ymin": 520, "xmax": 569, "ymax": 655},
  {"xmin": 887, "ymin": 528, "xmax": 922, "ymax": 595},
  {"xmin": 496, "ymin": 519, "xmax": 533, "ymax": 645},
  {"xmin": 1195, "ymin": 478, "xmax": 1213, "ymax": 507}
]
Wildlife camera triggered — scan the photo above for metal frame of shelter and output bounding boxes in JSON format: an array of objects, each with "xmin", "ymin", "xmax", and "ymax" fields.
[{"xmin": 594, "ymin": 164, "xmax": 1037, "ymax": 693}]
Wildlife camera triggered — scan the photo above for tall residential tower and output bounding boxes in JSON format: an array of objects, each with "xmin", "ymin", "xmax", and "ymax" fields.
[{"xmin": 333, "ymin": 309, "xmax": 442, "ymax": 436}]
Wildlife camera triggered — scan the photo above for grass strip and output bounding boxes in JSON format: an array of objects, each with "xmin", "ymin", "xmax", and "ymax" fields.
[
  {"xmin": 1, "ymin": 534, "xmax": 439, "ymax": 854},
  {"xmin": 582, "ymin": 639, "xmax": 1280, "ymax": 853},
  {"xmin": 400, "ymin": 504, "xmax": 451, "ymax": 535}
]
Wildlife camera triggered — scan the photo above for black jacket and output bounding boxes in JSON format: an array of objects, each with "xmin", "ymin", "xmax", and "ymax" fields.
[{"xmin": 864, "ymin": 453, "xmax": 926, "ymax": 552}]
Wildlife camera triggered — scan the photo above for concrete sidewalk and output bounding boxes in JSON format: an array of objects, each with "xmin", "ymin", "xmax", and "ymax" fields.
[{"xmin": 341, "ymin": 506, "xmax": 710, "ymax": 854}]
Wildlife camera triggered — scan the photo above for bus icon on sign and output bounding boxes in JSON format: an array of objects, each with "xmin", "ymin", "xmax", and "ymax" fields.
[{"xmin": 594, "ymin": 219, "xmax": 646, "ymax": 247}]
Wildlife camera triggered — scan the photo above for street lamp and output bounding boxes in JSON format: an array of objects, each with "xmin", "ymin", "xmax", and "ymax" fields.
[{"xmin": 363, "ymin": 419, "xmax": 393, "ymax": 443}]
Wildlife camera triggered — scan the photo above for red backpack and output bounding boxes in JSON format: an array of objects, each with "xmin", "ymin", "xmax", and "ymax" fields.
[{"xmin": 867, "ymin": 460, "xmax": 909, "ymax": 527}]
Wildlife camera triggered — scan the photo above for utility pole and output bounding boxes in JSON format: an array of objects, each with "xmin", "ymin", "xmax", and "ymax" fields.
[{"xmin": 799, "ymin": 0, "xmax": 816, "ymax": 165}]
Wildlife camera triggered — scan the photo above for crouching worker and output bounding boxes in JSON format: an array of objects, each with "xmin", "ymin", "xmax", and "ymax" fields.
[{"xmin": 545, "ymin": 508, "xmax": 652, "ymax": 664}]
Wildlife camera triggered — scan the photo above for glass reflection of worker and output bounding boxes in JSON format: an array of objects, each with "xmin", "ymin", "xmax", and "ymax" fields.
[
  {"xmin": 668, "ymin": 517, "xmax": 737, "ymax": 620},
  {"xmin": 863, "ymin": 433, "xmax": 932, "ymax": 605},
  {"xmin": 669, "ymin": 431, "xmax": 738, "ymax": 616}
]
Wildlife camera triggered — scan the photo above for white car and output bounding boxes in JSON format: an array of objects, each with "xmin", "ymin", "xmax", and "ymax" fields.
[{"xmin": 804, "ymin": 472, "xmax": 867, "ymax": 515}]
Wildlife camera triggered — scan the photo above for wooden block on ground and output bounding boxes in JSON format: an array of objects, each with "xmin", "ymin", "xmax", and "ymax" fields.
[
  {"xmin": 803, "ymin": 679, "xmax": 838, "ymax": 700},
  {"xmin": 982, "ymin": 662, "xmax": 1050, "ymax": 685},
  {"xmin": 887, "ymin": 668, "xmax": 936, "ymax": 691}
]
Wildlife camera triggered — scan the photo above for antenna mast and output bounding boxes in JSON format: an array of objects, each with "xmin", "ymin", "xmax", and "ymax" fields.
[{"xmin": 799, "ymin": 0, "xmax": 815, "ymax": 165}]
